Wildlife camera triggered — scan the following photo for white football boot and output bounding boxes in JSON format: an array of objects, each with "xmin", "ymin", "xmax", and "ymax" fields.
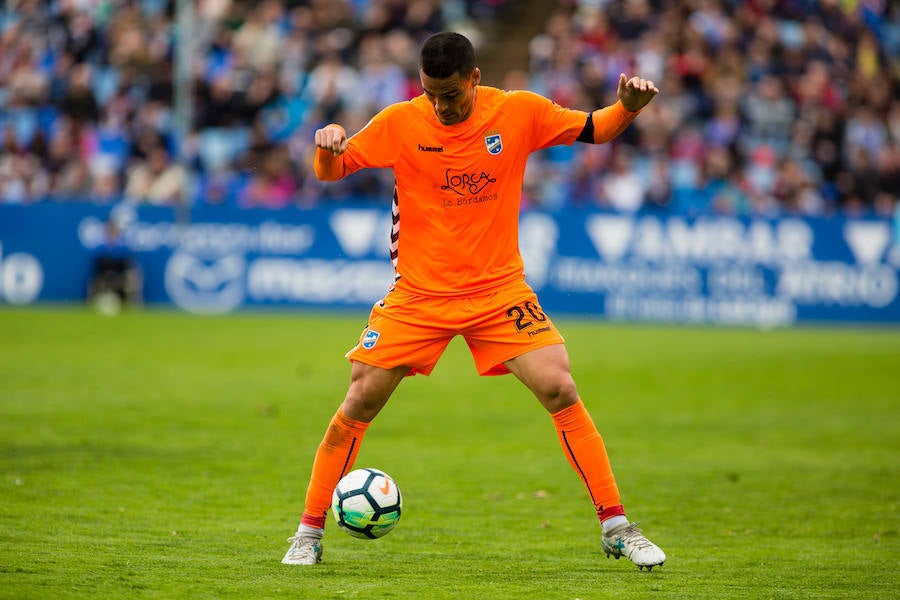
[
  {"xmin": 281, "ymin": 535, "xmax": 323, "ymax": 565},
  {"xmin": 601, "ymin": 522, "xmax": 666, "ymax": 570}
]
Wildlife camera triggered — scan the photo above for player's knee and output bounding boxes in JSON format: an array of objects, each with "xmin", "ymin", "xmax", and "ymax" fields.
[
  {"xmin": 342, "ymin": 375, "xmax": 390, "ymax": 422},
  {"xmin": 537, "ymin": 374, "xmax": 579, "ymax": 413},
  {"xmin": 341, "ymin": 392, "xmax": 380, "ymax": 422}
]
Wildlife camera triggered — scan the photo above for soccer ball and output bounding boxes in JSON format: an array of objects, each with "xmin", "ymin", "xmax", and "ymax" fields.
[{"xmin": 331, "ymin": 468, "xmax": 402, "ymax": 539}]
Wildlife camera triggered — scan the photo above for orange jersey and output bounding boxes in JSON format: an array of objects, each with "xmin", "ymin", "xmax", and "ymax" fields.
[{"xmin": 317, "ymin": 86, "xmax": 632, "ymax": 296}]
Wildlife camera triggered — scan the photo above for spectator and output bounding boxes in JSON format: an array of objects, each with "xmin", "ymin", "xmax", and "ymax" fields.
[
  {"xmin": 741, "ymin": 75, "xmax": 796, "ymax": 157},
  {"xmin": 357, "ymin": 33, "xmax": 408, "ymax": 111},
  {"xmin": 231, "ymin": 0, "xmax": 284, "ymax": 73},
  {"xmin": 598, "ymin": 147, "xmax": 646, "ymax": 213},
  {"xmin": 672, "ymin": 145, "xmax": 748, "ymax": 216},
  {"xmin": 52, "ymin": 158, "xmax": 93, "ymax": 200},
  {"xmin": 59, "ymin": 62, "xmax": 99, "ymax": 126},
  {"xmin": 304, "ymin": 52, "xmax": 362, "ymax": 122},
  {"xmin": 90, "ymin": 156, "xmax": 123, "ymax": 205},
  {"xmin": 124, "ymin": 144, "xmax": 185, "ymax": 205},
  {"xmin": 239, "ymin": 145, "xmax": 298, "ymax": 209}
]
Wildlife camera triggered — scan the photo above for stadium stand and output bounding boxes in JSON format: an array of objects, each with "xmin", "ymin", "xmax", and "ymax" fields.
[{"xmin": 0, "ymin": 0, "xmax": 896, "ymax": 216}]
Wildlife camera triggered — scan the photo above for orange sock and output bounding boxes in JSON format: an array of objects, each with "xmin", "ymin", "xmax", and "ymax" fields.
[
  {"xmin": 551, "ymin": 400, "xmax": 625, "ymax": 521},
  {"xmin": 300, "ymin": 409, "xmax": 370, "ymax": 529}
]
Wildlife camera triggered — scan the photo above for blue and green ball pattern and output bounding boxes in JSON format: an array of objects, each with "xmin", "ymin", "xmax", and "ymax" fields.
[{"xmin": 331, "ymin": 468, "xmax": 402, "ymax": 539}]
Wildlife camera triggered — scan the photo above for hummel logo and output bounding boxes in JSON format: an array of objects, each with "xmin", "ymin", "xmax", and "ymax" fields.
[{"xmin": 418, "ymin": 144, "xmax": 443, "ymax": 152}]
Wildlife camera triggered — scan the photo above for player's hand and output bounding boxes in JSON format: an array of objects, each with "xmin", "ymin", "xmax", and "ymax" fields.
[
  {"xmin": 315, "ymin": 125, "xmax": 349, "ymax": 155},
  {"xmin": 617, "ymin": 73, "xmax": 659, "ymax": 112}
]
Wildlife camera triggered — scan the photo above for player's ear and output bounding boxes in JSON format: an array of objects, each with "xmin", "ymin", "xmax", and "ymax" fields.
[{"xmin": 471, "ymin": 67, "xmax": 481, "ymax": 87}]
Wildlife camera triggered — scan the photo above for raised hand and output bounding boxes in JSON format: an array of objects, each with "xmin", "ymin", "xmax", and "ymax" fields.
[
  {"xmin": 315, "ymin": 125, "xmax": 349, "ymax": 156},
  {"xmin": 617, "ymin": 73, "xmax": 659, "ymax": 112}
]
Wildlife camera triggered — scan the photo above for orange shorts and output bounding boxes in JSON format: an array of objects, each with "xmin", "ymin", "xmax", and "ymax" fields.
[{"xmin": 346, "ymin": 279, "xmax": 565, "ymax": 376}]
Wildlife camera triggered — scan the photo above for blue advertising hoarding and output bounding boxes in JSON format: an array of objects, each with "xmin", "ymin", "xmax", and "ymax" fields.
[{"xmin": 1, "ymin": 203, "xmax": 898, "ymax": 326}]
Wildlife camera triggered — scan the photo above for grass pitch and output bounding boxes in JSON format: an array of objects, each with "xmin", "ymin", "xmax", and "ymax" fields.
[{"xmin": 0, "ymin": 307, "xmax": 898, "ymax": 599}]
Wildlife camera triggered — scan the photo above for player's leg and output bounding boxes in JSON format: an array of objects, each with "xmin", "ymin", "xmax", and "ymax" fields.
[
  {"xmin": 504, "ymin": 344, "xmax": 666, "ymax": 570},
  {"xmin": 463, "ymin": 281, "xmax": 665, "ymax": 569},
  {"xmin": 503, "ymin": 344, "xmax": 623, "ymax": 519},
  {"xmin": 464, "ymin": 289, "xmax": 626, "ymax": 520},
  {"xmin": 307, "ymin": 360, "xmax": 409, "ymax": 522},
  {"xmin": 284, "ymin": 289, "xmax": 452, "ymax": 565},
  {"xmin": 305, "ymin": 360, "xmax": 409, "ymax": 522},
  {"xmin": 283, "ymin": 361, "xmax": 408, "ymax": 565}
]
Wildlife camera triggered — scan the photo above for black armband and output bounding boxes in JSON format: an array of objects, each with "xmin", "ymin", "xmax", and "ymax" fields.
[{"xmin": 576, "ymin": 112, "xmax": 594, "ymax": 143}]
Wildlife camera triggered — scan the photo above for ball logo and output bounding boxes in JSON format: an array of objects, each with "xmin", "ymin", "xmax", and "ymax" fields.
[
  {"xmin": 164, "ymin": 251, "xmax": 245, "ymax": 314},
  {"xmin": 362, "ymin": 329, "xmax": 380, "ymax": 349}
]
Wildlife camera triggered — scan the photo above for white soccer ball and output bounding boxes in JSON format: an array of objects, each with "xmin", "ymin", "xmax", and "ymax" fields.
[{"xmin": 331, "ymin": 468, "xmax": 402, "ymax": 539}]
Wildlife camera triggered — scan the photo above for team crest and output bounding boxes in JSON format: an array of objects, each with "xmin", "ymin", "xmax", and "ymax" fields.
[
  {"xmin": 362, "ymin": 329, "xmax": 380, "ymax": 349},
  {"xmin": 484, "ymin": 133, "xmax": 502, "ymax": 155}
]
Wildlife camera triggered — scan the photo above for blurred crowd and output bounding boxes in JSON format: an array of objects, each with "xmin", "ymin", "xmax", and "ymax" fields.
[
  {"xmin": 522, "ymin": 0, "xmax": 899, "ymax": 217},
  {"xmin": 0, "ymin": 0, "xmax": 897, "ymax": 217}
]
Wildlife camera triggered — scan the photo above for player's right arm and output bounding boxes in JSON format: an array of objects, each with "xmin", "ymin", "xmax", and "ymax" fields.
[
  {"xmin": 313, "ymin": 124, "xmax": 350, "ymax": 181},
  {"xmin": 313, "ymin": 105, "xmax": 407, "ymax": 181}
]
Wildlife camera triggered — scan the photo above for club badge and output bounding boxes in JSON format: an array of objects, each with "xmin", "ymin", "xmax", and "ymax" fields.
[
  {"xmin": 362, "ymin": 329, "xmax": 380, "ymax": 349},
  {"xmin": 484, "ymin": 133, "xmax": 502, "ymax": 155}
]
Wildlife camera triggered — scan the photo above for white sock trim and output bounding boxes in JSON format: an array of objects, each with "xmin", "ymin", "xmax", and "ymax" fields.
[
  {"xmin": 601, "ymin": 515, "xmax": 628, "ymax": 534},
  {"xmin": 298, "ymin": 524, "xmax": 324, "ymax": 539}
]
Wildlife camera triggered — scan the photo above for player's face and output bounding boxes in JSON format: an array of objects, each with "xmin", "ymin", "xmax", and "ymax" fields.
[{"xmin": 420, "ymin": 67, "xmax": 481, "ymax": 126}]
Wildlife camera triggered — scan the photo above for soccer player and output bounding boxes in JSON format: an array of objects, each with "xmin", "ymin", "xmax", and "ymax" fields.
[{"xmin": 283, "ymin": 31, "xmax": 665, "ymax": 570}]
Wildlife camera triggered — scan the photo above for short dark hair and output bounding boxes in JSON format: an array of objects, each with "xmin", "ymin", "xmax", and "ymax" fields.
[{"xmin": 419, "ymin": 32, "xmax": 476, "ymax": 79}]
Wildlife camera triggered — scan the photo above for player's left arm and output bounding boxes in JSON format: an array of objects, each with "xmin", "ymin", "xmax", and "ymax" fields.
[{"xmin": 576, "ymin": 73, "xmax": 659, "ymax": 144}]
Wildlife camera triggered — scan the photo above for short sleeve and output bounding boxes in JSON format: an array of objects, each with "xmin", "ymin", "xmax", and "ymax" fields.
[
  {"xmin": 342, "ymin": 104, "xmax": 408, "ymax": 172},
  {"xmin": 512, "ymin": 91, "xmax": 589, "ymax": 152}
]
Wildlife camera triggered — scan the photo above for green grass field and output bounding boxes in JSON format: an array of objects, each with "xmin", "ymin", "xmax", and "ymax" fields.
[{"xmin": 1, "ymin": 307, "xmax": 898, "ymax": 599}]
